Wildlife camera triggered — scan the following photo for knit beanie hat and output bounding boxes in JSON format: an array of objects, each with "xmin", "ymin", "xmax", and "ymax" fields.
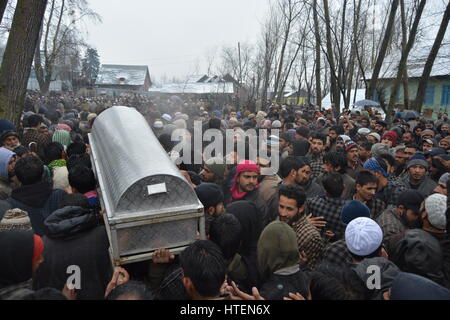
[
  {"xmin": 390, "ymin": 273, "xmax": 450, "ymax": 300},
  {"xmin": 272, "ymin": 120, "xmax": 282, "ymax": 129},
  {"xmin": 382, "ymin": 131, "xmax": 398, "ymax": 147},
  {"xmin": 439, "ymin": 173, "xmax": 450, "ymax": 185},
  {"xmin": 371, "ymin": 143, "xmax": 390, "ymax": 157},
  {"xmin": 364, "ymin": 157, "xmax": 389, "ymax": 178},
  {"xmin": 397, "ymin": 190, "xmax": 425, "ymax": 211},
  {"xmin": 204, "ymin": 157, "xmax": 227, "ymax": 180},
  {"xmin": 421, "ymin": 129, "xmax": 435, "ymax": 138},
  {"xmin": 368, "ymin": 132, "xmax": 381, "ymax": 143},
  {"xmin": 52, "ymin": 130, "xmax": 72, "ymax": 148},
  {"xmin": 0, "ymin": 209, "xmax": 32, "ymax": 231},
  {"xmin": 424, "ymin": 194, "xmax": 447, "ymax": 230},
  {"xmin": 0, "ymin": 131, "xmax": 20, "ymax": 144},
  {"xmin": 0, "ymin": 120, "xmax": 16, "ymax": 134},
  {"xmin": 407, "ymin": 153, "xmax": 429, "ymax": 170},
  {"xmin": 345, "ymin": 140, "xmax": 359, "ymax": 152},
  {"xmin": 341, "ymin": 200, "xmax": 371, "ymax": 225},
  {"xmin": 345, "ymin": 217, "xmax": 383, "ymax": 256},
  {"xmin": 195, "ymin": 183, "xmax": 224, "ymax": 210}
]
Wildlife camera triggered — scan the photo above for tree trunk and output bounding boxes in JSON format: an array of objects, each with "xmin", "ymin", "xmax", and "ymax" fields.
[
  {"xmin": 34, "ymin": 24, "xmax": 46, "ymax": 93},
  {"xmin": 415, "ymin": 1, "xmax": 450, "ymax": 113},
  {"xmin": 399, "ymin": 0, "xmax": 410, "ymax": 109},
  {"xmin": 323, "ymin": 0, "xmax": 339, "ymax": 117},
  {"xmin": 279, "ymin": 42, "xmax": 302, "ymax": 101},
  {"xmin": 345, "ymin": 0, "xmax": 362, "ymax": 109},
  {"xmin": 313, "ymin": 0, "xmax": 322, "ymax": 108},
  {"xmin": 0, "ymin": 0, "xmax": 48, "ymax": 125},
  {"xmin": 338, "ymin": 0, "xmax": 347, "ymax": 108},
  {"xmin": 387, "ymin": 0, "xmax": 426, "ymax": 115},
  {"xmin": 0, "ymin": 0, "xmax": 8, "ymax": 26},
  {"xmin": 367, "ymin": 0, "xmax": 400, "ymax": 100}
]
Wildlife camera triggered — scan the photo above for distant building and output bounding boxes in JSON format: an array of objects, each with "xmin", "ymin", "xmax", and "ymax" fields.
[
  {"xmin": 96, "ymin": 64, "xmax": 152, "ymax": 95},
  {"xmin": 149, "ymin": 74, "xmax": 238, "ymax": 96},
  {"xmin": 366, "ymin": 43, "xmax": 450, "ymax": 116},
  {"xmin": 27, "ymin": 70, "xmax": 72, "ymax": 92},
  {"xmin": 282, "ymin": 90, "xmax": 309, "ymax": 105}
]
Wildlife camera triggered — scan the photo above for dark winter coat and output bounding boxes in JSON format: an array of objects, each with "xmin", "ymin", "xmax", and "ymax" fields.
[
  {"xmin": 7, "ymin": 181, "xmax": 65, "ymax": 236},
  {"xmin": 33, "ymin": 206, "xmax": 112, "ymax": 300}
]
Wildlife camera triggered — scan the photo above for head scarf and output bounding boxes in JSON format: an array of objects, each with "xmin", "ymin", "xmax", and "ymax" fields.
[
  {"xmin": 0, "ymin": 147, "xmax": 16, "ymax": 178},
  {"xmin": 364, "ymin": 157, "xmax": 389, "ymax": 178},
  {"xmin": 55, "ymin": 124, "xmax": 72, "ymax": 132},
  {"xmin": 257, "ymin": 221, "xmax": 299, "ymax": 282},
  {"xmin": 230, "ymin": 160, "xmax": 260, "ymax": 201},
  {"xmin": 52, "ymin": 130, "xmax": 72, "ymax": 147},
  {"xmin": 0, "ymin": 230, "xmax": 35, "ymax": 288}
]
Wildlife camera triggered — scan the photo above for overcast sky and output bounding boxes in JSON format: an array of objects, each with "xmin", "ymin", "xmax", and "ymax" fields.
[{"xmin": 85, "ymin": 0, "xmax": 270, "ymax": 83}]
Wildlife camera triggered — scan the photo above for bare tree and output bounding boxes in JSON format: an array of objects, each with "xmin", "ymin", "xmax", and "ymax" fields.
[
  {"xmin": 312, "ymin": 0, "xmax": 322, "ymax": 107},
  {"xmin": 415, "ymin": 1, "xmax": 450, "ymax": 113},
  {"xmin": 0, "ymin": 0, "xmax": 48, "ymax": 124},
  {"xmin": 34, "ymin": 0, "xmax": 100, "ymax": 94},
  {"xmin": 260, "ymin": 9, "xmax": 281, "ymax": 111},
  {"xmin": 272, "ymin": 0, "xmax": 303, "ymax": 103},
  {"xmin": 322, "ymin": 0, "xmax": 341, "ymax": 117},
  {"xmin": 387, "ymin": 0, "xmax": 426, "ymax": 116},
  {"xmin": 367, "ymin": 0, "xmax": 400, "ymax": 102}
]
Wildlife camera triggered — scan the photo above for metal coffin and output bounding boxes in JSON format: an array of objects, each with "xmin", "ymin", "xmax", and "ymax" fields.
[{"xmin": 88, "ymin": 106, "xmax": 205, "ymax": 266}]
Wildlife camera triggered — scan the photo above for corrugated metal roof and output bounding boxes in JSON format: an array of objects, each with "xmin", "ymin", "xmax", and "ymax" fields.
[
  {"xmin": 96, "ymin": 64, "xmax": 149, "ymax": 86},
  {"xmin": 368, "ymin": 43, "xmax": 450, "ymax": 79}
]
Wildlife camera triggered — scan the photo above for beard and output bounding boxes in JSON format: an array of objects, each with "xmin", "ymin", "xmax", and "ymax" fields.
[{"xmin": 400, "ymin": 214, "xmax": 423, "ymax": 229}]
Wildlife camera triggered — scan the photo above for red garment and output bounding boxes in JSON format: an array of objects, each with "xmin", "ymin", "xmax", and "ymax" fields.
[
  {"xmin": 32, "ymin": 234, "xmax": 44, "ymax": 267},
  {"xmin": 230, "ymin": 160, "xmax": 260, "ymax": 201},
  {"xmin": 382, "ymin": 131, "xmax": 398, "ymax": 147}
]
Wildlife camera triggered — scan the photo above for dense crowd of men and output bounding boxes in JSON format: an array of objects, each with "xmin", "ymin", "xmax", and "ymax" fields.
[{"xmin": 0, "ymin": 92, "xmax": 449, "ymax": 300}]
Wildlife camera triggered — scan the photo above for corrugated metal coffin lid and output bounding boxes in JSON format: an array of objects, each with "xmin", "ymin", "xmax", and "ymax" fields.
[{"xmin": 89, "ymin": 106, "xmax": 200, "ymax": 222}]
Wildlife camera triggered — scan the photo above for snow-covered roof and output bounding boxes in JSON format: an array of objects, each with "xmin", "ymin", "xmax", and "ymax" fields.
[
  {"xmin": 185, "ymin": 75, "xmax": 208, "ymax": 83},
  {"xmin": 96, "ymin": 64, "xmax": 149, "ymax": 86},
  {"xmin": 368, "ymin": 43, "xmax": 450, "ymax": 80},
  {"xmin": 149, "ymin": 82, "xmax": 234, "ymax": 94}
]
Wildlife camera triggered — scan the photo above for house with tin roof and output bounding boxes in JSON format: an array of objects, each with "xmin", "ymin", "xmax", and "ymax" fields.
[
  {"xmin": 96, "ymin": 64, "xmax": 152, "ymax": 95},
  {"xmin": 366, "ymin": 43, "xmax": 450, "ymax": 116}
]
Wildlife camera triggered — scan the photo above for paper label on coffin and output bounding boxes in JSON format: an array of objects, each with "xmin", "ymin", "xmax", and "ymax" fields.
[{"xmin": 147, "ymin": 183, "xmax": 167, "ymax": 196}]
